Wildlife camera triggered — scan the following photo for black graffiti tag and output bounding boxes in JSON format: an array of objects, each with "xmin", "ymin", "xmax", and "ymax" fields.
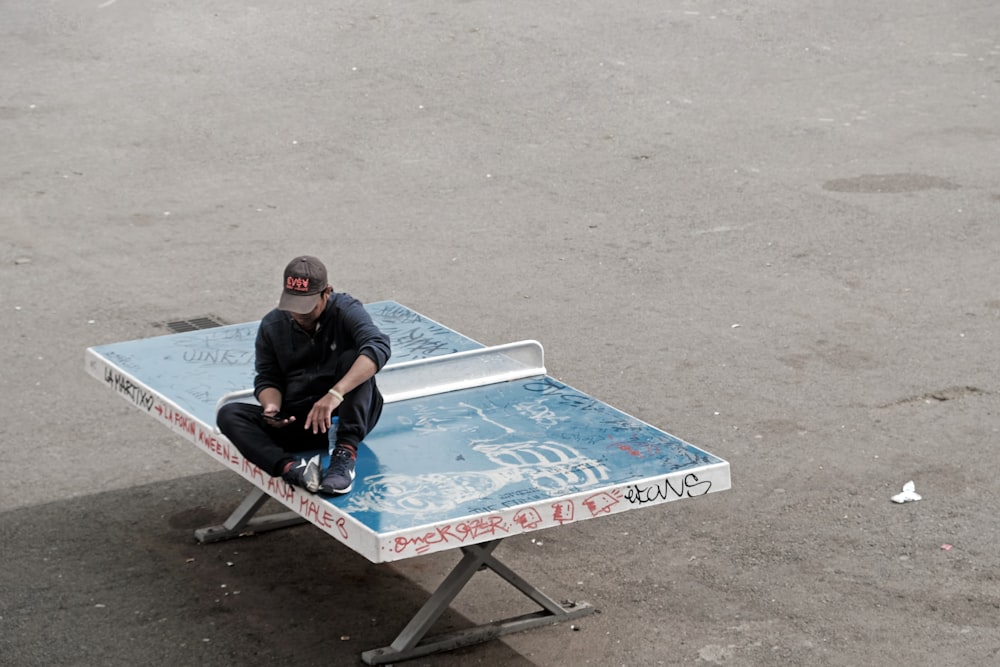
[
  {"xmin": 623, "ymin": 473, "xmax": 712, "ymax": 505},
  {"xmin": 104, "ymin": 368, "xmax": 155, "ymax": 411}
]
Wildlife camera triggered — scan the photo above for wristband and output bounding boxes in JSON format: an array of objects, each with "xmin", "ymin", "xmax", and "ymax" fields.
[{"xmin": 328, "ymin": 389, "xmax": 344, "ymax": 402}]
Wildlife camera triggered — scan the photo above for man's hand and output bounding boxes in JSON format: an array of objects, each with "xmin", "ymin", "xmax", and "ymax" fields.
[
  {"xmin": 303, "ymin": 355, "xmax": 375, "ymax": 434},
  {"xmin": 262, "ymin": 405, "xmax": 295, "ymax": 428},
  {"xmin": 305, "ymin": 392, "xmax": 342, "ymax": 434}
]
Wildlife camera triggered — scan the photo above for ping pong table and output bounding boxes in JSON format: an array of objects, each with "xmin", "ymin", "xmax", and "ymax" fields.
[{"xmin": 86, "ymin": 301, "xmax": 730, "ymax": 663}]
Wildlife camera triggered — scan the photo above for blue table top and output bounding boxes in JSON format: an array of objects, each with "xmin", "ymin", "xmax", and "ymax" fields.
[{"xmin": 87, "ymin": 301, "xmax": 729, "ymax": 562}]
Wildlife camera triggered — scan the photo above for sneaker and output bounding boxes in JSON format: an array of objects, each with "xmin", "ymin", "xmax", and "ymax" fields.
[
  {"xmin": 282, "ymin": 454, "xmax": 321, "ymax": 493},
  {"xmin": 320, "ymin": 447, "xmax": 356, "ymax": 495}
]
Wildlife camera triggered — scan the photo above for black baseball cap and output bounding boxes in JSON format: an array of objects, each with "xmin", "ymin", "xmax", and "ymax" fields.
[{"xmin": 278, "ymin": 256, "xmax": 328, "ymax": 314}]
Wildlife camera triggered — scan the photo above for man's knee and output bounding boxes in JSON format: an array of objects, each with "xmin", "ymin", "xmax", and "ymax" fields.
[{"xmin": 217, "ymin": 401, "xmax": 250, "ymax": 432}]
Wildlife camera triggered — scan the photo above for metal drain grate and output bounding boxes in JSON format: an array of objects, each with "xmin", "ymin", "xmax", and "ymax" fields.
[{"xmin": 160, "ymin": 315, "xmax": 229, "ymax": 333}]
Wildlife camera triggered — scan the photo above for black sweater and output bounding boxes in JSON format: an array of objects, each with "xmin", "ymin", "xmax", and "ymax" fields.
[{"xmin": 253, "ymin": 293, "xmax": 391, "ymax": 412}]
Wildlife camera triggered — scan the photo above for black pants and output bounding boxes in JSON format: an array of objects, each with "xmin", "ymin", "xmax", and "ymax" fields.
[{"xmin": 217, "ymin": 355, "xmax": 383, "ymax": 477}]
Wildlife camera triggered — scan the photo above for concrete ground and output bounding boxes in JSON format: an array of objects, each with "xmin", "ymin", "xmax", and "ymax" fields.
[{"xmin": 2, "ymin": 0, "xmax": 999, "ymax": 665}]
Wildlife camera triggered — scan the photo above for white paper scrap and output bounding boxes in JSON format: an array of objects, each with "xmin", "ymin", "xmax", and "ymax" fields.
[{"xmin": 891, "ymin": 481, "xmax": 922, "ymax": 504}]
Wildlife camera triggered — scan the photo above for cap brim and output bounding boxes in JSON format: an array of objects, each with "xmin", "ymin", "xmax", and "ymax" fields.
[{"xmin": 278, "ymin": 291, "xmax": 321, "ymax": 314}]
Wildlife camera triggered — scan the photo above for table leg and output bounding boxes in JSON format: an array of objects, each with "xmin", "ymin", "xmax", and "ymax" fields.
[
  {"xmin": 194, "ymin": 487, "xmax": 306, "ymax": 543},
  {"xmin": 362, "ymin": 539, "xmax": 594, "ymax": 664}
]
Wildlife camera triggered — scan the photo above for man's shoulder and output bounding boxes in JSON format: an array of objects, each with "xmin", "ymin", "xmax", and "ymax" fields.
[
  {"xmin": 328, "ymin": 291, "xmax": 363, "ymax": 309},
  {"xmin": 326, "ymin": 292, "xmax": 368, "ymax": 319},
  {"xmin": 325, "ymin": 293, "xmax": 386, "ymax": 334},
  {"xmin": 258, "ymin": 308, "xmax": 288, "ymax": 330}
]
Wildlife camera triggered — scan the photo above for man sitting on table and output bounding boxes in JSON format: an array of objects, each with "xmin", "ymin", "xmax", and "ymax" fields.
[{"xmin": 217, "ymin": 255, "xmax": 391, "ymax": 495}]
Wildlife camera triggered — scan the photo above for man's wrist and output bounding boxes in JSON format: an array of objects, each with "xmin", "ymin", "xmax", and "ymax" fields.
[{"xmin": 328, "ymin": 388, "xmax": 344, "ymax": 401}]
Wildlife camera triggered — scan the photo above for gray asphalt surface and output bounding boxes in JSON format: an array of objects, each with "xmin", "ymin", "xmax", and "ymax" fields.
[{"xmin": 2, "ymin": 1, "xmax": 999, "ymax": 665}]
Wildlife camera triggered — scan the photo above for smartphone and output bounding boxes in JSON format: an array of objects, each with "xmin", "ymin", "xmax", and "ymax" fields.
[{"xmin": 262, "ymin": 410, "xmax": 291, "ymax": 422}]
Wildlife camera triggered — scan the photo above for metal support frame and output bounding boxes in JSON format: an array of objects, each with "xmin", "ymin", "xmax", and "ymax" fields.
[
  {"xmin": 196, "ymin": 494, "xmax": 593, "ymax": 663},
  {"xmin": 361, "ymin": 539, "xmax": 594, "ymax": 665},
  {"xmin": 193, "ymin": 487, "xmax": 306, "ymax": 543}
]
